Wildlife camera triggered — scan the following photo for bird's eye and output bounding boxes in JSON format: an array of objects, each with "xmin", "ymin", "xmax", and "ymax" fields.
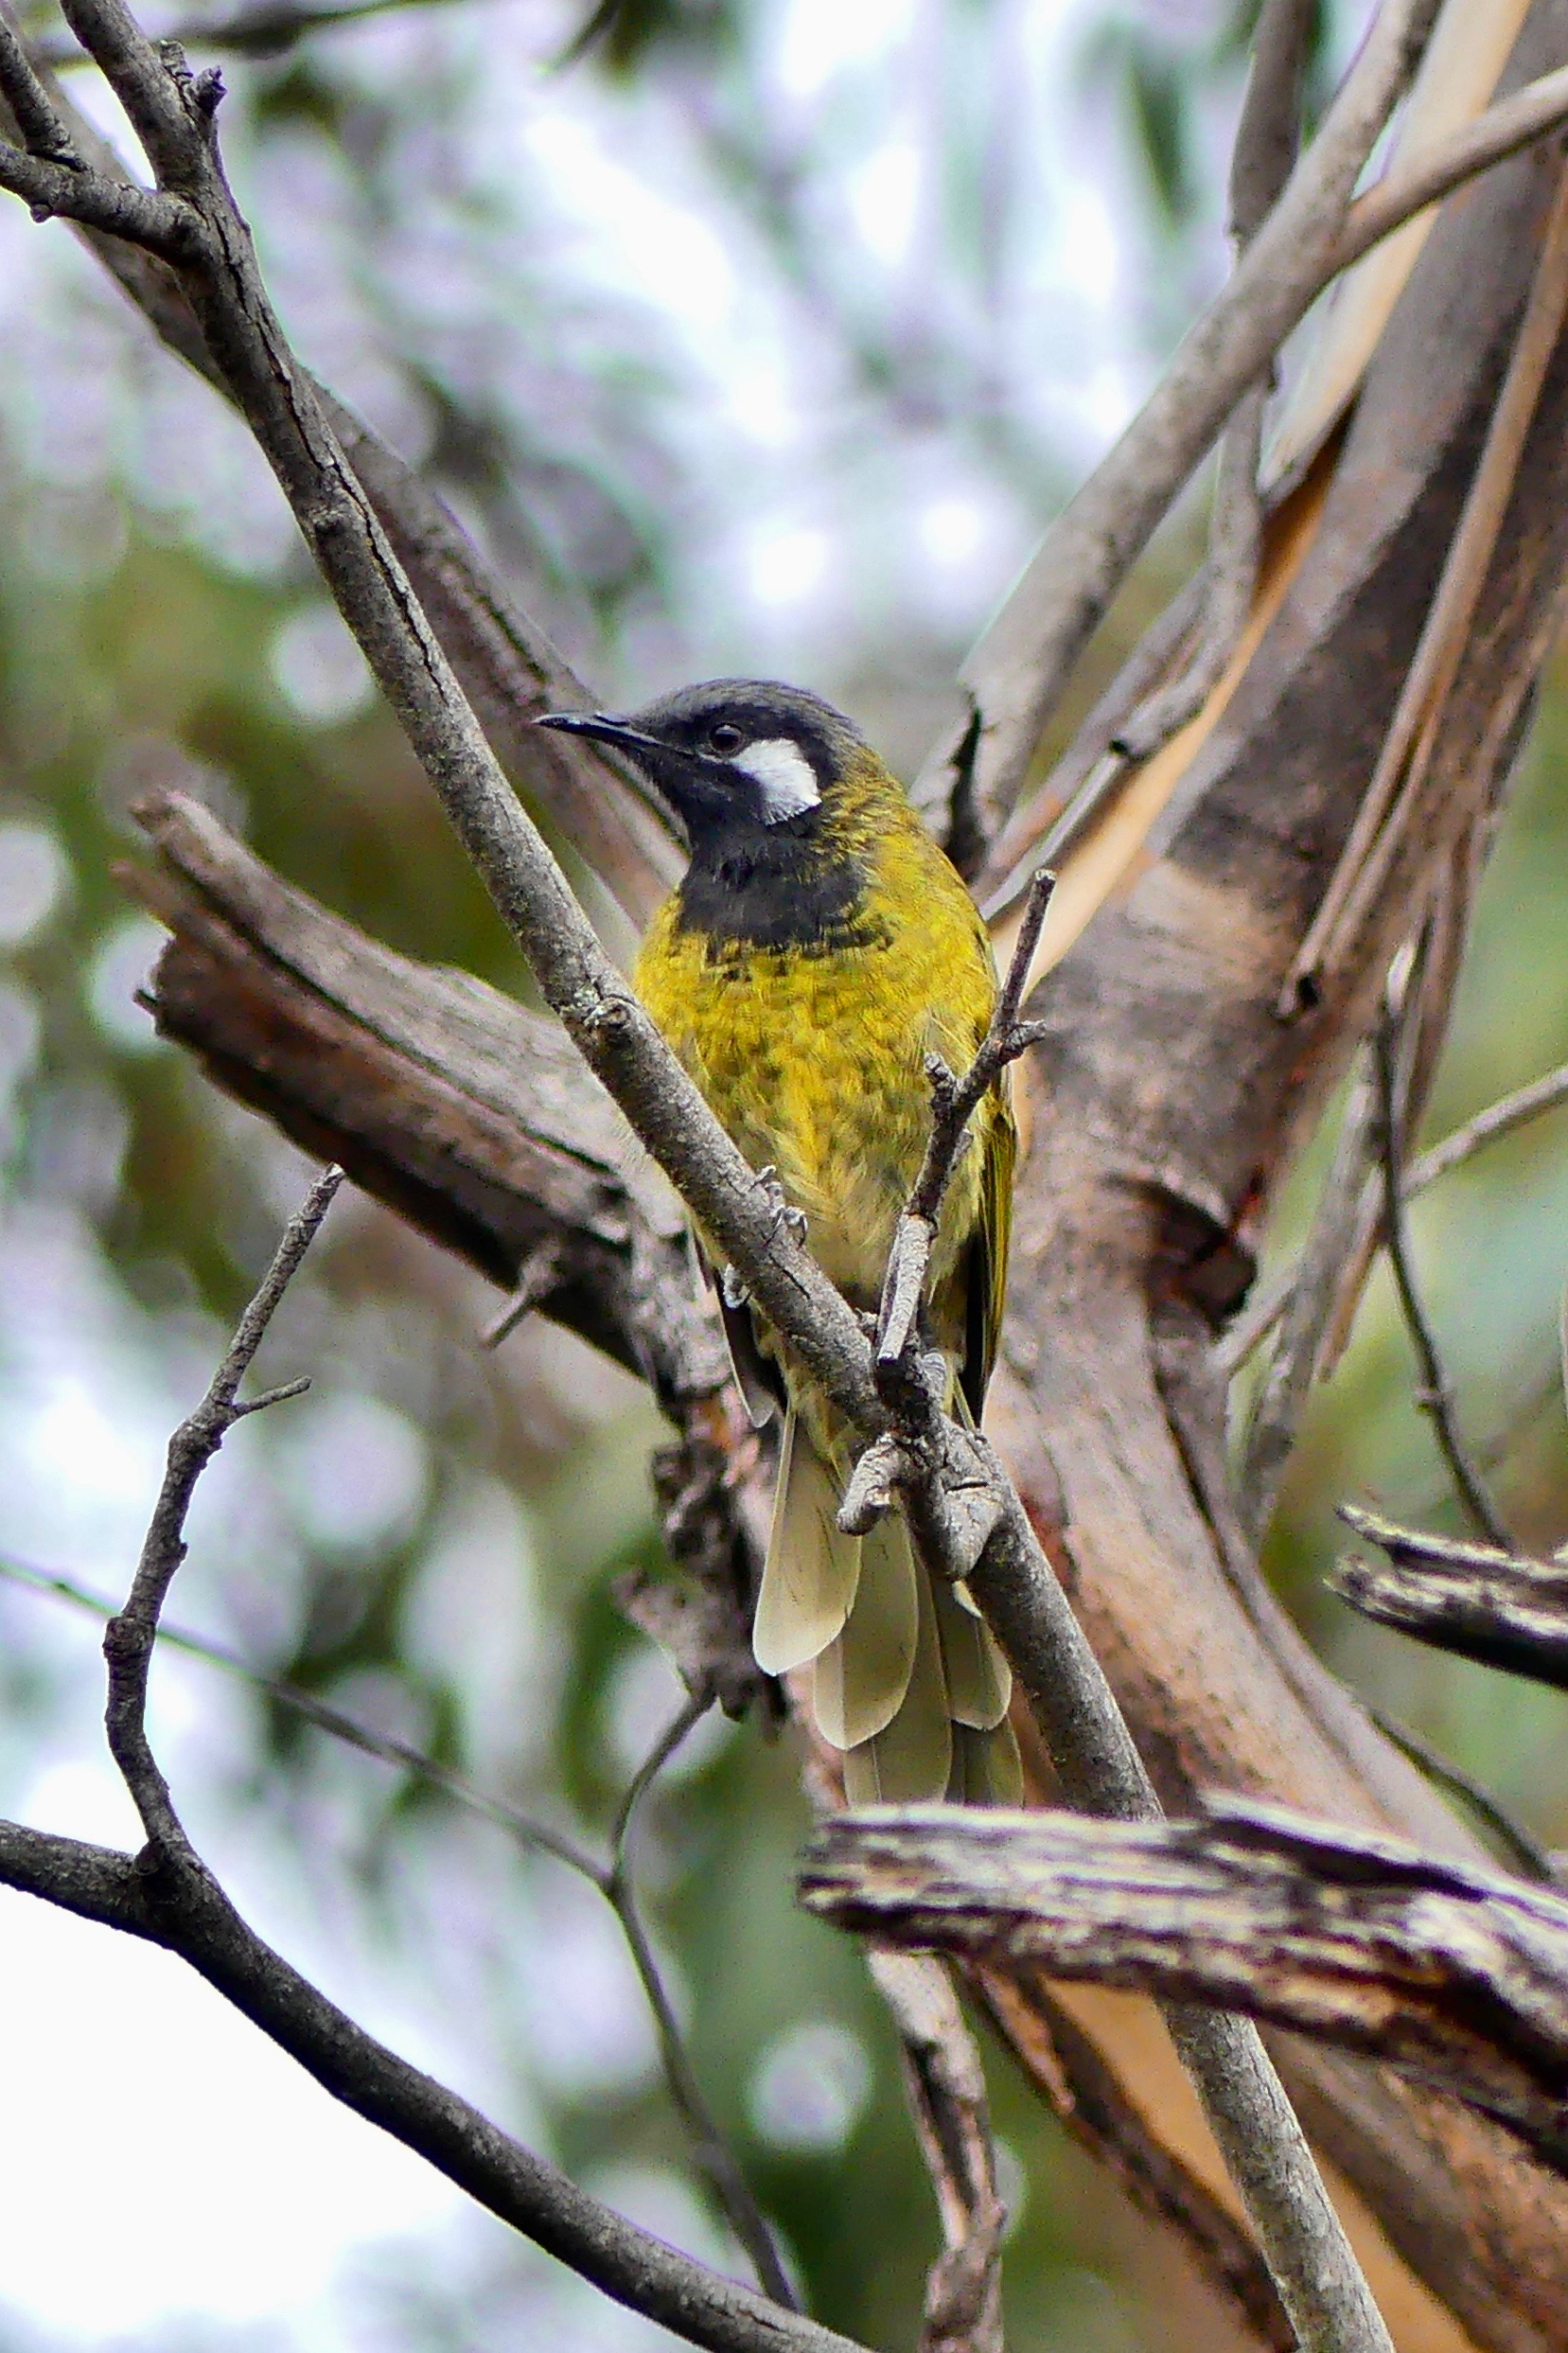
[{"xmin": 707, "ymin": 723, "xmax": 744, "ymax": 756}]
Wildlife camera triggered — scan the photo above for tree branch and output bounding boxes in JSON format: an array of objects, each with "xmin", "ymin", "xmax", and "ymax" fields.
[
  {"xmin": 866, "ymin": 1953, "xmax": 1005, "ymax": 2353},
  {"xmin": 1333, "ymin": 1502, "xmax": 1568, "ymax": 1688},
  {"xmin": 4, "ymin": 1542, "xmax": 793, "ymax": 2301},
  {"xmin": 0, "ymin": 1813, "xmax": 861, "ymax": 2353},
  {"xmin": 1372, "ymin": 1007, "xmax": 1514, "ymax": 1550},
  {"xmin": 801, "ymin": 1797, "xmax": 1568, "ymax": 2179},
  {"xmin": 915, "ymin": 0, "xmax": 1443, "ymax": 833}
]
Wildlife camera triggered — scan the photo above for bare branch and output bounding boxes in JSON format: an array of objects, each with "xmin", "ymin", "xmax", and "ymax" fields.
[
  {"xmin": 1410, "ymin": 1055, "xmax": 1568, "ymax": 1191},
  {"xmin": 1371, "ymin": 1008, "xmax": 1513, "ymax": 1550},
  {"xmin": 1361, "ymin": 1700, "xmax": 1558, "ymax": 1884},
  {"xmin": 104, "ymin": 1164, "xmax": 342, "ymax": 1849},
  {"xmin": 4, "ymin": 1547, "xmax": 789, "ymax": 2296},
  {"xmin": 1333, "ymin": 1501, "xmax": 1568, "ymax": 1689},
  {"xmin": 0, "ymin": 1815, "xmax": 862, "ymax": 2353},
  {"xmin": 802, "ymin": 1797, "xmax": 1568, "ymax": 2179},
  {"xmin": 866, "ymin": 1953, "xmax": 1004, "ymax": 2353},
  {"xmin": 915, "ymin": 0, "xmax": 1443, "ymax": 832},
  {"xmin": 873, "ymin": 866, "xmax": 1053, "ymax": 1374}
]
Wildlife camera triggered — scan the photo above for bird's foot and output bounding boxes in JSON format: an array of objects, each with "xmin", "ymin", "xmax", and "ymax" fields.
[{"xmin": 752, "ymin": 1164, "xmax": 808, "ymax": 1247}]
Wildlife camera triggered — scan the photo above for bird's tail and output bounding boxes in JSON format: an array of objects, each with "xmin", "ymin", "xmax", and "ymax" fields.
[{"xmin": 752, "ymin": 1406, "xmax": 1022, "ymax": 1804}]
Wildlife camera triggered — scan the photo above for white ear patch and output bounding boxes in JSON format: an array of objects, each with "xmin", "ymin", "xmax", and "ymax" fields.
[{"xmin": 733, "ymin": 736, "xmax": 821, "ymax": 823}]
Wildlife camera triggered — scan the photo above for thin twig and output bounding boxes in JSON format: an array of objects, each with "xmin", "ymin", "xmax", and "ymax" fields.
[
  {"xmin": 601, "ymin": 1694, "xmax": 799, "ymax": 2311},
  {"xmin": 1219, "ymin": 1056, "xmax": 1568, "ymax": 1376},
  {"xmin": 480, "ymin": 1237, "xmax": 564, "ymax": 1351},
  {"xmin": 1361, "ymin": 1700, "xmax": 1556, "ymax": 1885},
  {"xmin": 1, "ymin": 1550, "xmax": 793, "ymax": 2308},
  {"xmin": 917, "ymin": 0, "xmax": 1443, "ymax": 832},
  {"xmin": 103, "ymin": 1164, "xmax": 343, "ymax": 1848},
  {"xmin": 873, "ymin": 866, "xmax": 1053, "ymax": 1374},
  {"xmin": 1373, "ymin": 1012, "xmax": 1511, "ymax": 1552}
]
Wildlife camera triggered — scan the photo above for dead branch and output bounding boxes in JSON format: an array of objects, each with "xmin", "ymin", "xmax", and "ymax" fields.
[
  {"xmin": 1333, "ymin": 1503, "xmax": 1568, "ymax": 1688},
  {"xmin": 1372, "ymin": 1006, "xmax": 1513, "ymax": 1548},
  {"xmin": 866, "ymin": 1953, "xmax": 1005, "ymax": 2353},
  {"xmin": 916, "ymin": 0, "xmax": 1442, "ymax": 832},
  {"xmin": 801, "ymin": 1797, "xmax": 1568, "ymax": 2180}
]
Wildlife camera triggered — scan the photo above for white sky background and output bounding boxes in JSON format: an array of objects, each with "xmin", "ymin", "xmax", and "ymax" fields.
[{"xmin": 0, "ymin": 0, "xmax": 1372, "ymax": 2345}]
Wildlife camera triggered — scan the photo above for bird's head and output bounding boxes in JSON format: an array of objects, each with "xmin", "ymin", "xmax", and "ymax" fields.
[{"xmin": 537, "ymin": 679, "xmax": 866, "ymax": 856}]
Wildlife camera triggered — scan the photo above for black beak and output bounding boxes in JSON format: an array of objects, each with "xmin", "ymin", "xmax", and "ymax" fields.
[
  {"xmin": 535, "ymin": 710, "xmax": 694, "ymax": 846},
  {"xmin": 535, "ymin": 710, "xmax": 662, "ymax": 758}
]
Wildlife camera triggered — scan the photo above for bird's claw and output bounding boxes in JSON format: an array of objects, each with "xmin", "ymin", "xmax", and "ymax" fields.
[{"xmin": 752, "ymin": 1164, "xmax": 808, "ymax": 1247}]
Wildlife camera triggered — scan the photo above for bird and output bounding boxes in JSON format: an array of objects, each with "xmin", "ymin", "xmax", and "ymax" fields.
[{"xmin": 538, "ymin": 681, "xmax": 1021, "ymax": 1806}]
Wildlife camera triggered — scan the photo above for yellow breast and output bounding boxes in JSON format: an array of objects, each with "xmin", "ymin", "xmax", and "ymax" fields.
[{"xmin": 634, "ymin": 755, "xmax": 1001, "ymax": 1316}]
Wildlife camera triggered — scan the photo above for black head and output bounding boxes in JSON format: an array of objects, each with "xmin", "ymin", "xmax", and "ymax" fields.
[{"xmin": 537, "ymin": 679, "xmax": 864, "ymax": 853}]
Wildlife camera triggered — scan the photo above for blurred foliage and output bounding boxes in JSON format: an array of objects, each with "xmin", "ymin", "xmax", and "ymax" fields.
[{"xmin": 3, "ymin": 2, "xmax": 1568, "ymax": 2352}]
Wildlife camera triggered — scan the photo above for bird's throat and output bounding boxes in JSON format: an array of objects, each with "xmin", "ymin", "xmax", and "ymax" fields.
[{"xmin": 672, "ymin": 833, "xmax": 888, "ymax": 956}]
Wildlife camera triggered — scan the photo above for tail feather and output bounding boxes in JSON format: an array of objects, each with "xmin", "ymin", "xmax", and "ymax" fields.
[
  {"xmin": 753, "ymin": 1408, "xmax": 860, "ymax": 1674},
  {"xmin": 931, "ymin": 1576, "xmax": 1013, "ymax": 1730},
  {"xmin": 841, "ymin": 1555, "xmax": 952, "ymax": 1803},
  {"xmin": 947, "ymin": 1721, "xmax": 1024, "ymax": 1806},
  {"xmin": 756, "ymin": 1412, "xmax": 1018, "ymax": 1807},
  {"xmin": 811, "ymin": 1512, "xmax": 918, "ymax": 1748}
]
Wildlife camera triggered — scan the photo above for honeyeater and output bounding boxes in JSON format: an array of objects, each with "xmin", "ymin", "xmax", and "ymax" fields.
[{"xmin": 538, "ymin": 681, "xmax": 1021, "ymax": 1806}]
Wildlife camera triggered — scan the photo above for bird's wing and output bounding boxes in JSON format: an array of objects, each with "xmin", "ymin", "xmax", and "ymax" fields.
[{"xmin": 960, "ymin": 1069, "xmax": 1016, "ymax": 1423}]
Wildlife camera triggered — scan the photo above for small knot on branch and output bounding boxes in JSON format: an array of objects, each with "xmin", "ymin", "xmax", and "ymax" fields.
[{"xmin": 838, "ymin": 1432, "xmax": 912, "ymax": 1534}]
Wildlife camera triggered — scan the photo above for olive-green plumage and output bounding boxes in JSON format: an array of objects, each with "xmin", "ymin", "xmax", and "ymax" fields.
[{"xmin": 539, "ymin": 681, "xmax": 1020, "ymax": 1804}]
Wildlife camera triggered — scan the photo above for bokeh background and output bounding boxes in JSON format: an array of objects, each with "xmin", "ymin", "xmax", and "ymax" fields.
[{"xmin": 3, "ymin": 1, "xmax": 1567, "ymax": 2346}]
